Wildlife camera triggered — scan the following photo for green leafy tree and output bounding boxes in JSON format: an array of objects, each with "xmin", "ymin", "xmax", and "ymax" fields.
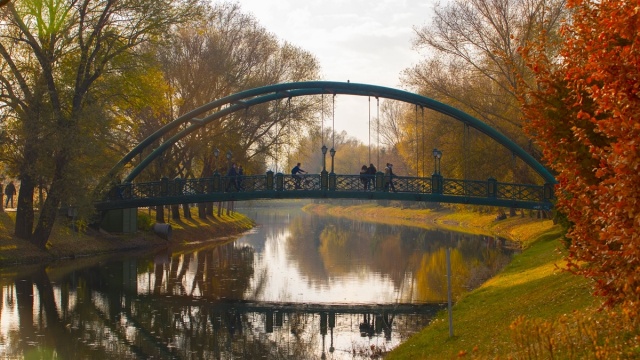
[{"xmin": 0, "ymin": 0, "xmax": 198, "ymax": 247}]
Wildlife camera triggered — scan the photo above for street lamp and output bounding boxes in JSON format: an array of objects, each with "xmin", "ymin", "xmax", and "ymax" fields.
[
  {"xmin": 433, "ymin": 148, "xmax": 443, "ymax": 175},
  {"xmin": 321, "ymin": 145, "xmax": 328, "ymax": 173},
  {"xmin": 329, "ymin": 148, "xmax": 336, "ymax": 174},
  {"xmin": 214, "ymin": 148, "xmax": 220, "ymax": 173}
]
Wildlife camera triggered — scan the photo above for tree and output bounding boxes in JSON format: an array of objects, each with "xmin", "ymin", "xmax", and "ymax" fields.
[
  {"xmin": 0, "ymin": 0, "xmax": 198, "ymax": 248},
  {"xmin": 519, "ymin": 0, "xmax": 640, "ymax": 312},
  {"xmin": 403, "ymin": 0, "xmax": 567, "ymax": 183},
  {"xmin": 150, "ymin": 2, "xmax": 321, "ymax": 181}
]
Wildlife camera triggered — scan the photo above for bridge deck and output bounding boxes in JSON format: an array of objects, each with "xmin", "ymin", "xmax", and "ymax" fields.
[{"xmin": 98, "ymin": 172, "xmax": 554, "ymax": 211}]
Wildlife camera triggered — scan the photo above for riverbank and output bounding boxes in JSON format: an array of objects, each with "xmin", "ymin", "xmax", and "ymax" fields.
[
  {"xmin": 0, "ymin": 208, "xmax": 254, "ymax": 268},
  {"xmin": 303, "ymin": 203, "xmax": 598, "ymax": 358}
]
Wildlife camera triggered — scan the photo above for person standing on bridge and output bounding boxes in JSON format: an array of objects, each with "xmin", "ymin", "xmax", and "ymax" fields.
[
  {"xmin": 237, "ymin": 165, "xmax": 245, "ymax": 191},
  {"xmin": 384, "ymin": 163, "xmax": 397, "ymax": 192},
  {"xmin": 226, "ymin": 163, "xmax": 240, "ymax": 191},
  {"xmin": 366, "ymin": 163, "xmax": 377, "ymax": 190},
  {"xmin": 291, "ymin": 162, "xmax": 306, "ymax": 189},
  {"xmin": 360, "ymin": 165, "xmax": 369, "ymax": 190}
]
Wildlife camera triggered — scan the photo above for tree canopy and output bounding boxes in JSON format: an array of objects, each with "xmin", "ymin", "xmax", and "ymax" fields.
[{"xmin": 519, "ymin": 0, "xmax": 640, "ymax": 313}]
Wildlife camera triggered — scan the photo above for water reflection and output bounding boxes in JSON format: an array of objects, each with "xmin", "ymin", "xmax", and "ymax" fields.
[{"xmin": 0, "ymin": 206, "xmax": 515, "ymax": 359}]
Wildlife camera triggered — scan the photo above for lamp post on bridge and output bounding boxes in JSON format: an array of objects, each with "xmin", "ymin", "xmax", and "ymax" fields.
[
  {"xmin": 329, "ymin": 148, "xmax": 336, "ymax": 174},
  {"xmin": 433, "ymin": 148, "xmax": 442, "ymax": 175},
  {"xmin": 432, "ymin": 148, "xmax": 443, "ymax": 194},
  {"xmin": 321, "ymin": 145, "xmax": 328, "ymax": 190},
  {"xmin": 321, "ymin": 145, "xmax": 328, "ymax": 173},
  {"xmin": 329, "ymin": 147, "xmax": 336, "ymax": 191}
]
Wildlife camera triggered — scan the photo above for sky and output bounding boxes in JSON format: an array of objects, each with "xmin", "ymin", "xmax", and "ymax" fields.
[{"xmin": 236, "ymin": 0, "xmax": 439, "ymax": 144}]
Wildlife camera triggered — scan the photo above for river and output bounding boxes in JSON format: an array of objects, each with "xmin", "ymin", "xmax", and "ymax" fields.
[{"xmin": 0, "ymin": 203, "xmax": 515, "ymax": 359}]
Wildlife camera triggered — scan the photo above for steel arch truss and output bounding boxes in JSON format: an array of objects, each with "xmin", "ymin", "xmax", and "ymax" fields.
[{"xmin": 106, "ymin": 81, "xmax": 556, "ymax": 186}]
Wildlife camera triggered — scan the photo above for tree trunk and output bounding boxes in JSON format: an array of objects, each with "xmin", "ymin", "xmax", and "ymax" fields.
[
  {"xmin": 171, "ymin": 204, "xmax": 180, "ymax": 220},
  {"xmin": 182, "ymin": 203, "xmax": 191, "ymax": 219},
  {"xmin": 31, "ymin": 173, "xmax": 66, "ymax": 249},
  {"xmin": 14, "ymin": 174, "xmax": 36, "ymax": 240},
  {"xmin": 156, "ymin": 205, "xmax": 165, "ymax": 223},
  {"xmin": 206, "ymin": 202, "xmax": 213, "ymax": 217},
  {"xmin": 198, "ymin": 203, "xmax": 206, "ymax": 219}
]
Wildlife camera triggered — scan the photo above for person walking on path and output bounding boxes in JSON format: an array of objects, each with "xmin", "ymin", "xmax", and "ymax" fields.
[
  {"xmin": 4, "ymin": 181, "xmax": 16, "ymax": 208},
  {"xmin": 291, "ymin": 163, "xmax": 307, "ymax": 189}
]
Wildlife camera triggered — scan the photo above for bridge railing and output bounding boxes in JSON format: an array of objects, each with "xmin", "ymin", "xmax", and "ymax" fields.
[
  {"xmin": 104, "ymin": 173, "xmax": 553, "ymax": 208},
  {"xmin": 279, "ymin": 174, "xmax": 321, "ymax": 191},
  {"xmin": 442, "ymin": 179, "xmax": 488, "ymax": 197},
  {"xmin": 496, "ymin": 182, "xmax": 544, "ymax": 202}
]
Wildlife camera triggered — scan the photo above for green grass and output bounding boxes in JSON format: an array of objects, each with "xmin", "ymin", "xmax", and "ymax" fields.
[{"xmin": 386, "ymin": 226, "xmax": 596, "ymax": 359}]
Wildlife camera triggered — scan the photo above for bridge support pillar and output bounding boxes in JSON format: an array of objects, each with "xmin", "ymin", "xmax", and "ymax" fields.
[
  {"xmin": 212, "ymin": 172, "xmax": 221, "ymax": 192},
  {"xmin": 266, "ymin": 170, "xmax": 274, "ymax": 190},
  {"xmin": 321, "ymin": 170, "xmax": 328, "ymax": 190},
  {"xmin": 275, "ymin": 172, "xmax": 284, "ymax": 191},
  {"xmin": 100, "ymin": 208, "xmax": 138, "ymax": 233},
  {"xmin": 375, "ymin": 172, "xmax": 384, "ymax": 191},
  {"xmin": 160, "ymin": 177, "xmax": 169, "ymax": 196},
  {"xmin": 432, "ymin": 174, "xmax": 443, "ymax": 194},
  {"xmin": 329, "ymin": 173, "xmax": 336, "ymax": 191},
  {"xmin": 487, "ymin": 177, "xmax": 497, "ymax": 198}
]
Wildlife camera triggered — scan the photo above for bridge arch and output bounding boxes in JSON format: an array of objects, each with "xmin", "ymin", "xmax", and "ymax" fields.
[{"xmin": 106, "ymin": 81, "xmax": 555, "ymax": 185}]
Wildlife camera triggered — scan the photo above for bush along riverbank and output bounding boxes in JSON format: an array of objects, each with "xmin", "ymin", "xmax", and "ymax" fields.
[
  {"xmin": 0, "ymin": 207, "xmax": 254, "ymax": 268},
  {"xmin": 303, "ymin": 203, "xmax": 635, "ymax": 359}
]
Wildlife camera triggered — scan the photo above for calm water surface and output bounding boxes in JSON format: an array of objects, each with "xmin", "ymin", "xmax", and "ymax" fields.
[{"xmin": 0, "ymin": 205, "xmax": 515, "ymax": 359}]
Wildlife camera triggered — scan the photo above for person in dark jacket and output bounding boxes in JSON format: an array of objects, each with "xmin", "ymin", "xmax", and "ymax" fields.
[
  {"xmin": 226, "ymin": 163, "xmax": 239, "ymax": 191},
  {"xmin": 291, "ymin": 163, "xmax": 306, "ymax": 189},
  {"xmin": 4, "ymin": 181, "xmax": 16, "ymax": 208},
  {"xmin": 366, "ymin": 163, "xmax": 377, "ymax": 190},
  {"xmin": 360, "ymin": 165, "xmax": 369, "ymax": 190},
  {"xmin": 384, "ymin": 163, "xmax": 397, "ymax": 192}
]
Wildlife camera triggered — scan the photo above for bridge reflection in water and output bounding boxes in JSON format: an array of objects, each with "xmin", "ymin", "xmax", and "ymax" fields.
[
  {"xmin": 100, "ymin": 171, "xmax": 554, "ymax": 211},
  {"xmin": 0, "ymin": 258, "xmax": 442, "ymax": 359}
]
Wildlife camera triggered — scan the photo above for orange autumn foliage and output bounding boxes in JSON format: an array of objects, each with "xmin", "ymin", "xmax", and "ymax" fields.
[{"xmin": 519, "ymin": 0, "xmax": 640, "ymax": 315}]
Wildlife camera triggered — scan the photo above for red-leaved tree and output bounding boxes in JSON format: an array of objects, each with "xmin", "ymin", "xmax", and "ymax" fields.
[{"xmin": 519, "ymin": 0, "xmax": 640, "ymax": 314}]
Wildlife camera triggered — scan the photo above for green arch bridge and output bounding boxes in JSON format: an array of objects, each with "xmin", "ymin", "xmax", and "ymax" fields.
[{"xmin": 97, "ymin": 81, "xmax": 556, "ymax": 222}]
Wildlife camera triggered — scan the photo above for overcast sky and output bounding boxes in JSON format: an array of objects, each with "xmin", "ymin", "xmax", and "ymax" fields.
[{"xmin": 235, "ymin": 0, "xmax": 439, "ymax": 144}]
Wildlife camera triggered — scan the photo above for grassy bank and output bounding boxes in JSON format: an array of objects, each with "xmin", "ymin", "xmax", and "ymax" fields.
[
  {"xmin": 0, "ymin": 207, "xmax": 254, "ymax": 268},
  {"xmin": 303, "ymin": 203, "xmax": 597, "ymax": 358}
]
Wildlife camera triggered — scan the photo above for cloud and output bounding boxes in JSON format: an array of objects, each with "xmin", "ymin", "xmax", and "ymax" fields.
[{"xmin": 235, "ymin": 0, "xmax": 438, "ymax": 140}]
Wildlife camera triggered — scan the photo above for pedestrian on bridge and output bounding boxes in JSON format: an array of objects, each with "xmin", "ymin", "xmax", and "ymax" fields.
[
  {"xmin": 360, "ymin": 165, "xmax": 369, "ymax": 190},
  {"xmin": 237, "ymin": 165, "xmax": 245, "ymax": 191},
  {"xmin": 366, "ymin": 163, "xmax": 377, "ymax": 190},
  {"xmin": 291, "ymin": 163, "xmax": 306, "ymax": 189},
  {"xmin": 226, "ymin": 163, "xmax": 240, "ymax": 191},
  {"xmin": 384, "ymin": 163, "xmax": 397, "ymax": 192}
]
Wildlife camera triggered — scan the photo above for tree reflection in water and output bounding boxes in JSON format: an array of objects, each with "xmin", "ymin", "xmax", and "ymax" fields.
[{"xmin": 0, "ymin": 207, "xmax": 515, "ymax": 359}]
